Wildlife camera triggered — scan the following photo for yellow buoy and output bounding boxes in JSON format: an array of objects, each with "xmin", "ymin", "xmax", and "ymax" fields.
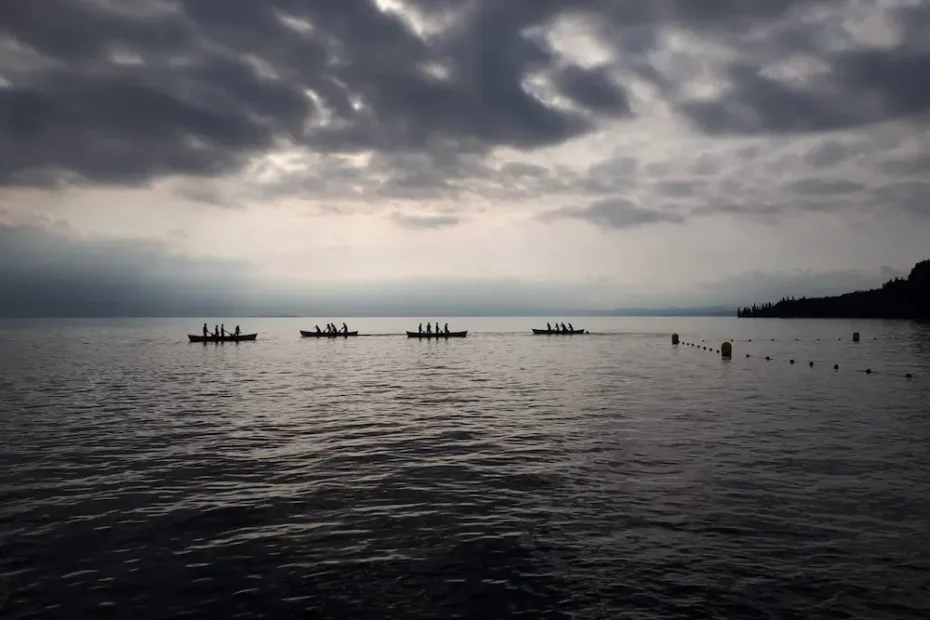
[
  {"xmin": 672, "ymin": 333, "xmax": 680, "ymax": 345},
  {"xmin": 853, "ymin": 332, "xmax": 860, "ymax": 342},
  {"xmin": 721, "ymin": 342, "xmax": 732, "ymax": 358}
]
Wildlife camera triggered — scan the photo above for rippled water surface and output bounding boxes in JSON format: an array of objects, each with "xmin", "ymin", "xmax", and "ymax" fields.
[{"xmin": 1, "ymin": 317, "xmax": 929, "ymax": 619}]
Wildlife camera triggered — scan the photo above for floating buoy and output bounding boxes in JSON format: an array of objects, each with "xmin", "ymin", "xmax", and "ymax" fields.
[
  {"xmin": 906, "ymin": 373, "xmax": 912, "ymax": 379},
  {"xmin": 853, "ymin": 332, "xmax": 860, "ymax": 343},
  {"xmin": 721, "ymin": 342, "xmax": 732, "ymax": 358},
  {"xmin": 866, "ymin": 368, "xmax": 872, "ymax": 374},
  {"xmin": 765, "ymin": 356, "xmax": 771, "ymax": 361},
  {"xmin": 809, "ymin": 361, "xmax": 814, "ymax": 367},
  {"xmin": 834, "ymin": 364, "xmax": 839, "ymax": 370},
  {"xmin": 672, "ymin": 333, "xmax": 679, "ymax": 345},
  {"xmin": 746, "ymin": 354, "xmax": 750, "ymax": 358},
  {"xmin": 790, "ymin": 359, "xmax": 795, "ymax": 364}
]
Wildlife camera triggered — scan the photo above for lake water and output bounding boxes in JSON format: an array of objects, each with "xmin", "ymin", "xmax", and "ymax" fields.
[{"xmin": 1, "ymin": 317, "xmax": 929, "ymax": 619}]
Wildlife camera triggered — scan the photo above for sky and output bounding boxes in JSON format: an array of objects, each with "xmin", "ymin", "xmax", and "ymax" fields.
[{"xmin": 1, "ymin": 0, "xmax": 929, "ymax": 316}]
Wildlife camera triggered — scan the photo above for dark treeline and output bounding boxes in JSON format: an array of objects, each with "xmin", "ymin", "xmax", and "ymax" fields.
[{"xmin": 738, "ymin": 260, "xmax": 930, "ymax": 319}]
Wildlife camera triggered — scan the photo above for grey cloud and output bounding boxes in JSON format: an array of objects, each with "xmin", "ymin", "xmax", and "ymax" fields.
[
  {"xmin": 553, "ymin": 65, "xmax": 632, "ymax": 117},
  {"xmin": 690, "ymin": 155, "xmax": 723, "ymax": 176},
  {"xmin": 655, "ymin": 181, "xmax": 698, "ymax": 198},
  {"xmin": 804, "ymin": 140, "xmax": 855, "ymax": 169},
  {"xmin": 541, "ymin": 197, "xmax": 684, "ymax": 230},
  {"xmin": 390, "ymin": 213, "xmax": 461, "ymax": 229},
  {"xmin": 678, "ymin": 50, "xmax": 930, "ymax": 136},
  {"xmin": 690, "ymin": 201, "xmax": 787, "ymax": 221},
  {"xmin": 579, "ymin": 157, "xmax": 639, "ymax": 194},
  {"xmin": 174, "ymin": 181, "xmax": 237, "ymax": 207},
  {"xmin": 257, "ymin": 150, "xmax": 583, "ymax": 204},
  {"xmin": 870, "ymin": 182, "xmax": 930, "ymax": 218},
  {"xmin": 499, "ymin": 162, "xmax": 550, "ymax": 178},
  {"xmin": 878, "ymin": 153, "xmax": 930, "ymax": 176},
  {"xmin": 786, "ymin": 178, "xmax": 865, "ymax": 195}
]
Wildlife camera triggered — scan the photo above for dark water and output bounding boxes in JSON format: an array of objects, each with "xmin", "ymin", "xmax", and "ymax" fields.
[{"xmin": 1, "ymin": 317, "xmax": 929, "ymax": 619}]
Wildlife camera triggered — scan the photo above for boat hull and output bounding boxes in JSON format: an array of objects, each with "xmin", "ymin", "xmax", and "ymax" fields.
[
  {"xmin": 406, "ymin": 331, "xmax": 467, "ymax": 339},
  {"xmin": 532, "ymin": 329, "xmax": 586, "ymax": 335},
  {"xmin": 300, "ymin": 330, "xmax": 359, "ymax": 338},
  {"xmin": 189, "ymin": 333, "xmax": 257, "ymax": 342}
]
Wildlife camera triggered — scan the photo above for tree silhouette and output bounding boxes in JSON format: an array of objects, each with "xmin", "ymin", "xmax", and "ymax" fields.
[{"xmin": 738, "ymin": 260, "xmax": 930, "ymax": 319}]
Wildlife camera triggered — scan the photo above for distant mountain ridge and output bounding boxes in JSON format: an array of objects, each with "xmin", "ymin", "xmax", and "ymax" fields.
[{"xmin": 738, "ymin": 260, "xmax": 930, "ymax": 319}]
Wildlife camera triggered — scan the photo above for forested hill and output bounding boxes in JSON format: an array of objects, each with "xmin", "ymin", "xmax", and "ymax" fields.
[{"xmin": 738, "ymin": 260, "xmax": 930, "ymax": 319}]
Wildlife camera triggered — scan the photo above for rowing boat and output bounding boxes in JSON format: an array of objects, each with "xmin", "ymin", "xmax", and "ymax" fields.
[
  {"xmin": 188, "ymin": 333, "xmax": 257, "ymax": 342},
  {"xmin": 406, "ymin": 331, "xmax": 467, "ymax": 339},
  {"xmin": 532, "ymin": 328, "xmax": 586, "ymax": 335},
  {"xmin": 300, "ymin": 330, "xmax": 359, "ymax": 338}
]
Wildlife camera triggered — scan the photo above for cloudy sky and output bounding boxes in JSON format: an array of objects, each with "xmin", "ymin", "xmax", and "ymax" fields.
[{"xmin": 1, "ymin": 0, "xmax": 929, "ymax": 316}]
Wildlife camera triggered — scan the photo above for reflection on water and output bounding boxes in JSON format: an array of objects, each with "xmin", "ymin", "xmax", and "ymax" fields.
[{"xmin": 1, "ymin": 318, "xmax": 928, "ymax": 619}]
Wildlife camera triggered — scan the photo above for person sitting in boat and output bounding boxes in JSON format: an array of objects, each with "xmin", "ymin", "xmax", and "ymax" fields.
[
  {"xmin": 435, "ymin": 322, "xmax": 440, "ymax": 334},
  {"xmin": 235, "ymin": 325, "xmax": 241, "ymax": 337},
  {"xmin": 546, "ymin": 322, "xmax": 552, "ymax": 332},
  {"xmin": 341, "ymin": 322, "xmax": 348, "ymax": 334},
  {"xmin": 213, "ymin": 325, "xmax": 219, "ymax": 338},
  {"xmin": 426, "ymin": 322, "xmax": 432, "ymax": 334},
  {"xmin": 567, "ymin": 323, "xmax": 574, "ymax": 333},
  {"xmin": 444, "ymin": 323, "xmax": 449, "ymax": 333},
  {"xmin": 418, "ymin": 323, "xmax": 423, "ymax": 334},
  {"xmin": 314, "ymin": 325, "xmax": 321, "ymax": 334},
  {"xmin": 203, "ymin": 323, "xmax": 208, "ymax": 338},
  {"xmin": 221, "ymin": 324, "xmax": 227, "ymax": 337}
]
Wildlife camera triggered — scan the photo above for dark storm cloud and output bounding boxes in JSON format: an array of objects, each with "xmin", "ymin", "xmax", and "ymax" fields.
[
  {"xmin": 0, "ymin": 0, "xmax": 605, "ymax": 187},
  {"xmin": 2, "ymin": 0, "xmax": 929, "ymax": 192},
  {"xmin": 541, "ymin": 197, "xmax": 684, "ymax": 230}
]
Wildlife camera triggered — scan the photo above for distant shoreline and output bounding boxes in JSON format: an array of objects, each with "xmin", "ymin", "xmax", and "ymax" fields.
[{"xmin": 0, "ymin": 310, "xmax": 737, "ymax": 319}]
